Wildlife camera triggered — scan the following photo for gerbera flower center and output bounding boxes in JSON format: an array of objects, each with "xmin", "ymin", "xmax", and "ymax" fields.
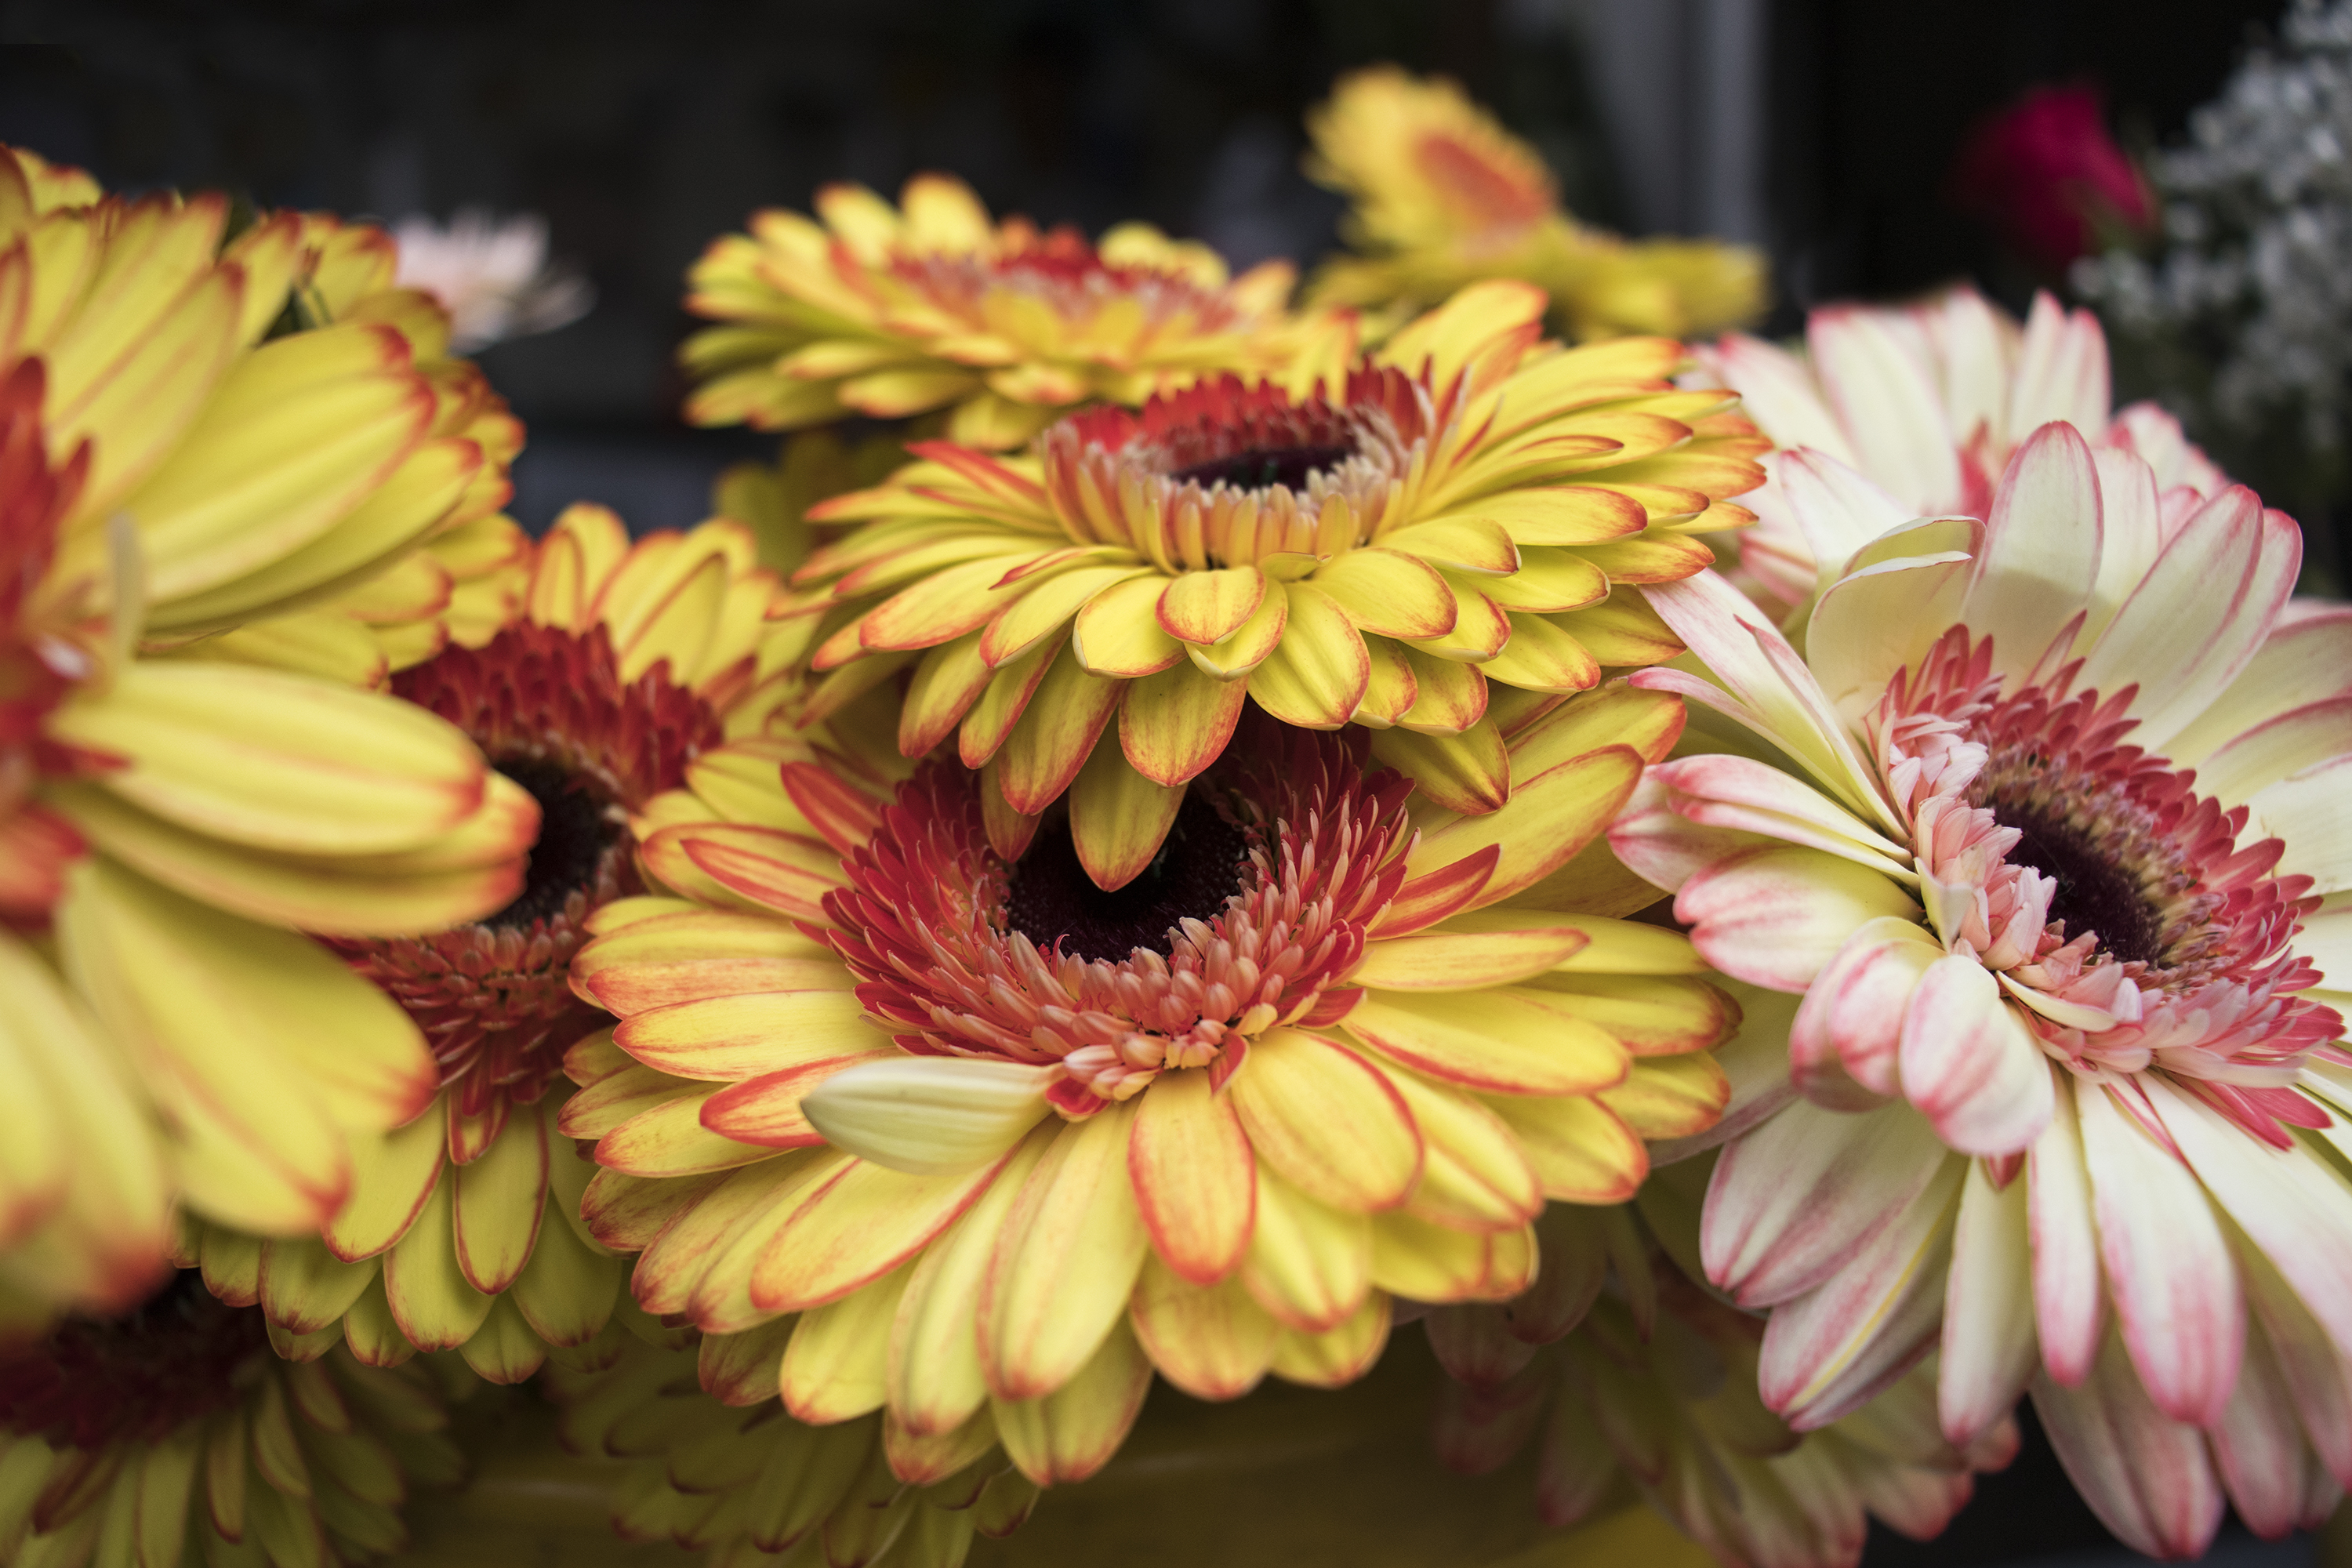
[
  {"xmin": 824, "ymin": 735, "xmax": 1407, "ymax": 1110},
  {"xmin": 1003, "ymin": 793, "xmax": 1253, "ymax": 964},
  {"xmin": 1973, "ymin": 761, "xmax": 2170, "ymax": 970},
  {"xmin": 0, "ymin": 1269, "xmax": 263, "ymax": 1449},
  {"xmin": 330, "ymin": 619, "xmax": 722, "ymax": 1124},
  {"xmin": 1167, "ymin": 442, "xmax": 1355, "ymax": 495}
]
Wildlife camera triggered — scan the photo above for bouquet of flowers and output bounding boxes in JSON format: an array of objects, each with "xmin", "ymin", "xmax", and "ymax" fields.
[{"xmin": 1, "ymin": 60, "xmax": 2345, "ymax": 1568}]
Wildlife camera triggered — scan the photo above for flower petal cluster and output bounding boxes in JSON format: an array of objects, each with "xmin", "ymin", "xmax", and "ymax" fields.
[
  {"xmin": 681, "ymin": 173, "xmax": 1340, "ymax": 451},
  {"xmin": 545, "ymin": 1333, "xmax": 1036, "ymax": 1566},
  {"xmin": 0, "ymin": 148, "xmax": 537, "ymax": 1322},
  {"xmin": 789, "ymin": 281, "xmax": 1762, "ymax": 883},
  {"xmin": 1303, "ymin": 67, "xmax": 1767, "ymax": 343},
  {"xmin": 561, "ymin": 684, "xmax": 1733, "ymax": 1485},
  {"xmin": 1428, "ymin": 1192, "xmax": 2016, "ymax": 1568},
  {"xmin": 1697, "ymin": 288, "xmax": 2225, "ymax": 612},
  {"xmin": 1609, "ymin": 423, "xmax": 2352, "ymax": 1556},
  {"xmin": 0, "ymin": 1270, "xmax": 461, "ymax": 1566},
  {"xmin": 175, "ymin": 504, "xmax": 827, "ymax": 1375}
]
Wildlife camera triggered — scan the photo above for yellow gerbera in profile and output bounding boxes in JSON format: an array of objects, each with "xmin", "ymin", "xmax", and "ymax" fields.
[
  {"xmin": 0, "ymin": 146, "xmax": 535, "ymax": 1327},
  {"xmin": 172, "ymin": 504, "xmax": 855, "ymax": 1384},
  {"xmin": 546, "ymin": 1334, "xmax": 1037, "ymax": 1566},
  {"xmin": 789, "ymin": 281, "xmax": 1763, "ymax": 884},
  {"xmin": 0, "ymin": 1271, "xmax": 460, "ymax": 1566},
  {"xmin": 1304, "ymin": 67, "xmax": 1767, "ymax": 344},
  {"xmin": 681, "ymin": 172, "xmax": 1348, "ymax": 451},
  {"xmin": 562, "ymin": 683, "xmax": 1735, "ymax": 1488}
]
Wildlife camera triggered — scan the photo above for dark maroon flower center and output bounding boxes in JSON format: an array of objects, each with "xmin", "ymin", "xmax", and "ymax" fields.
[
  {"xmin": 1001, "ymin": 793, "xmax": 1252, "ymax": 964},
  {"xmin": 487, "ymin": 755, "xmax": 625, "ymax": 932},
  {"xmin": 0, "ymin": 1269, "xmax": 264, "ymax": 1449},
  {"xmin": 1984, "ymin": 794, "xmax": 2168, "ymax": 967},
  {"xmin": 1169, "ymin": 443, "xmax": 1354, "ymax": 494}
]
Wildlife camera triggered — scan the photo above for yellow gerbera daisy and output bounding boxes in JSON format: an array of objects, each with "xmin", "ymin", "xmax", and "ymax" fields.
[
  {"xmin": 1428, "ymin": 1187, "xmax": 2017, "ymax": 1568},
  {"xmin": 0, "ymin": 1270, "xmax": 461, "ymax": 1566},
  {"xmin": 680, "ymin": 172, "xmax": 1347, "ymax": 451},
  {"xmin": 545, "ymin": 1334, "xmax": 1036, "ymax": 1566},
  {"xmin": 172, "ymin": 504, "xmax": 866, "ymax": 1383},
  {"xmin": 560, "ymin": 681, "xmax": 1734, "ymax": 1486},
  {"xmin": 788, "ymin": 281, "xmax": 1763, "ymax": 885},
  {"xmin": 1304, "ymin": 67, "xmax": 1767, "ymax": 344},
  {"xmin": 0, "ymin": 150, "xmax": 536, "ymax": 1324}
]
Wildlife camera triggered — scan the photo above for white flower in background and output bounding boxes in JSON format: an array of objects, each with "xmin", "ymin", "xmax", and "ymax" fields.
[
  {"xmin": 393, "ymin": 209, "xmax": 594, "ymax": 353},
  {"xmin": 2075, "ymin": 0, "xmax": 2352, "ymax": 457}
]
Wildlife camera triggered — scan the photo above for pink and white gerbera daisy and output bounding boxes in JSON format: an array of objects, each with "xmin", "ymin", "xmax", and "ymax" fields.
[
  {"xmin": 1697, "ymin": 289, "xmax": 2227, "ymax": 612},
  {"xmin": 1608, "ymin": 421, "xmax": 2352, "ymax": 1559}
]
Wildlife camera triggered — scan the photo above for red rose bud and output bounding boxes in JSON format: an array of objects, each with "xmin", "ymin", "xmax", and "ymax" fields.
[{"xmin": 1952, "ymin": 83, "xmax": 2157, "ymax": 273}]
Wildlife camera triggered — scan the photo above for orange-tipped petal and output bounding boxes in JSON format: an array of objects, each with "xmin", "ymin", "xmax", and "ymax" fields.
[
  {"xmin": 991, "ymin": 1319, "xmax": 1152, "ymax": 1487},
  {"xmin": 1068, "ymin": 740, "xmax": 1185, "ymax": 891},
  {"xmin": 1117, "ymin": 659, "xmax": 1250, "ymax": 788},
  {"xmin": 979, "ymin": 1103, "xmax": 1149, "ymax": 1403},
  {"xmin": 1485, "ymin": 1093, "xmax": 1649, "ymax": 1203},
  {"xmin": 1351, "ymin": 909, "xmax": 1592, "ymax": 992},
  {"xmin": 994, "ymin": 646, "xmax": 1124, "ymax": 815},
  {"xmin": 1158, "ymin": 567, "xmax": 1265, "ymax": 645},
  {"xmin": 1368, "ymin": 720, "xmax": 1509, "ymax": 815},
  {"xmin": 1247, "ymin": 584, "xmax": 1370, "ymax": 729},
  {"xmin": 752, "ymin": 1153, "xmax": 1012, "ymax": 1314},
  {"xmin": 1237, "ymin": 1163, "xmax": 1372, "ymax": 1334},
  {"xmin": 1128, "ymin": 1069, "xmax": 1254, "ymax": 1285},
  {"xmin": 1344, "ymin": 989, "xmax": 1628, "ymax": 1096},
  {"xmin": 1311, "ymin": 548, "xmax": 1457, "ymax": 639},
  {"xmin": 1127, "ymin": 1258, "xmax": 1277, "ymax": 1400},
  {"xmin": 1227, "ymin": 1029, "xmax": 1421, "ymax": 1214},
  {"xmin": 1073, "ymin": 574, "xmax": 1186, "ymax": 677}
]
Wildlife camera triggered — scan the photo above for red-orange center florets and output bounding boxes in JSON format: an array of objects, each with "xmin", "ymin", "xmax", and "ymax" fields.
[
  {"xmin": 0, "ymin": 1269, "xmax": 264, "ymax": 1449},
  {"xmin": 332, "ymin": 619, "xmax": 723, "ymax": 1143},
  {"xmin": 822, "ymin": 730, "xmax": 1409, "ymax": 1116}
]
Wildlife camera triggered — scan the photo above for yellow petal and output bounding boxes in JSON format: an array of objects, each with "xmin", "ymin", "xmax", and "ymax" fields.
[
  {"xmin": 979, "ymin": 1102, "xmax": 1148, "ymax": 1403},
  {"xmin": 1127, "ymin": 1258, "xmax": 1277, "ymax": 1400},
  {"xmin": 1247, "ymin": 583, "xmax": 1369, "ymax": 729},
  {"xmin": 1268, "ymin": 1292, "xmax": 1391, "ymax": 1388},
  {"xmin": 1238, "ymin": 1163, "xmax": 1370, "ymax": 1333},
  {"xmin": 1068, "ymin": 738, "xmax": 1184, "ymax": 891},
  {"xmin": 382, "ymin": 1173, "xmax": 494, "ymax": 1350},
  {"xmin": 1485, "ymin": 1093, "xmax": 1648, "ymax": 1203},
  {"xmin": 1344, "ymin": 988, "xmax": 1628, "ymax": 1097},
  {"xmin": 990, "ymin": 1319, "xmax": 1152, "ymax": 1486},
  {"xmin": 1227, "ymin": 1029, "xmax": 1421, "ymax": 1214}
]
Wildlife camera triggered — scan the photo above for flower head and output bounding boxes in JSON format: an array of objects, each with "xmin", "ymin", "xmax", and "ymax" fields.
[
  {"xmin": 0, "ymin": 1269, "xmax": 460, "ymax": 1563},
  {"xmin": 562, "ymin": 684, "xmax": 1735, "ymax": 1485},
  {"xmin": 1304, "ymin": 67, "xmax": 1767, "ymax": 343},
  {"xmin": 1697, "ymin": 288, "xmax": 2225, "ymax": 612},
  {"xmin": 0, "ymin": 147, "xmax": 536, "ymax": 1321},
  {"xmin": 175, "ymin": 504, "xmax": 836, "ymax": 1375},
  {"xmin": 1951, "ymin": 85, "xmax": 2157, "ymax": 274},
  {"xmin": 681, "ymin": 173, "xmax": 1337, "ymax": 451},
  {"xmin": 392, "ymin": 209, "xmax": 593, "ymax": 354},
  {"xmin": 793, "ymin": 281, "xmax": 1762, "ymax": 884},
  {"xmin": 545, "ymin": 1333, "xmax": 1036, "ymax": 1563},
  {"xmin": 1609, "ymin": 423, "xmax": 2352, "ymax": 1556},
  {"xmin": 1429, "ymin": 1193, "xmax": 2016, "ymax": 1568}
]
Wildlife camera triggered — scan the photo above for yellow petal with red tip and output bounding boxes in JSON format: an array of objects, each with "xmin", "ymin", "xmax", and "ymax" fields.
[
  {"xmin": 1552, "ymin": 591, "xmax": 1684, "ymax": 667},
  {"xmin": 991, "ymin": 1319, "xmax": 1152, "ymax": 1487},
  {"xmin": 700, "ymin": 1316, "xmax": 795, "ymax": 1408},
  {"xmin": 191, "ymin": 610, "xmax": 390, "ymax": 688},
  {"xmin": 1412, "ymin": 580, "xmax": 1513, "ymax": 662},
  {"xmin": 641, "ymin": 823, "xmax": 842, "ymax": 921},
  {"xmin": 1228, "ymin": 1029, "xmax": 1421, "ymax": 1214},
  {"xmin": 1486, "ymin": 1093, "xmax": 1648, "ymax": 1203},
  {"xmin": 1368, "ymin": 720, "xmax": 1509, "ymax": 815},
  {"xmin": 557, "ymin": 1060, "xmax": 698, "ymax": 1142},
  {"xmin": 1525, "ymin": 972, "xmax": 1740, "ymax": 1056},
  {"xmin": 1185, "ymin": 584, "xmax": 1288, "ymax": 678},
  {"xmin": 1069, "ymin": 738, "xmax": 1185, "ymax": 891},
  {"xmin": 1311, "ymin": 549, "xmax": 1457, "ymax": 639},
  {"xmin": 527, "ymin": 505, "xmax": 630, "ymax": 629},
  {"xmin": 612, "ymin": 551, "xmax": 728, "ymax": 686},
  {"xmin": 1239, "ymin": 1164, "xmax": 1371, "ymax": 1333},
  {"xmin": 48, "ymin": 662, "xmax": 486, "ymax": 855},
  {"xmin": 1128, "ymin": 1258, "xmax": 1277, "ymax": 1400},
  {"xmin": 1269, "ymin": 1293, "xmax": 1391, "ymax": 1388},
  {"xmin": 1599, "ymin": 1054, "xmax": 1730, "ymax": 1140},
  {"xmin": 452, "ymin": 1109, "xmax": 548, "ymax": 1295},
  {"xmin": 579, "ymin": 1166, "xmax": 724, "ymax": 1252},
  {"xmin": 594, "ymin": 1092, "xmax": 771, "ymax": 1178},
  {"xmin": 1345, "ymin": 988, "xmax": 1628, "ymax": 1096},
  {"xmin": 958, "ymin": 635, "xmax": 1062, "ymax": 768},
  {"xmin": 1480, "ymin": 547, "xmax": 1610, "ymax": 613},
  {"xmin": 1480, "ymin": 614, "xmax": 1603, "ymax": 692},
  {"xmin": 902, "ymin": 633, "xmax": 995, "ymax": 757},
  {"xmin": 981, "ymin": 564, "xmax": 1147, "ymax": 666},
  {"xmin": 257, "ymin": 1239, "xmax": 377, "ymax": 1337},
  {"xmin": 1453, "ymin": 486, "xmax": 1650, "ymax": 546},
  {"xmin": 1380, "ymin": 517, "xmax": 1518, "ymax": 575},
  {"xmin": 1512, "ymin": 682, "xmax": 1686, "ymax": 773},
  {"xmin": 630, "ymin": 1153, "xmax": 830, "ymax": 1317},
  {"xmin": 1247, "ymin": 583, "xmax": 1369, "ymax": 728},
  {"xmin": 1580, "ymin": 532, "xmax": 1715, "ymax": 583},
  {"xmin": 615, "ymin": 991, "xmax": 876, "ymax": 1081},
  {"xmin": 382, "ymin": 1174, "xmax": 493, "ymax": 1351},
  {"xmin": 1541, "ymin": 913, "xmax": 1708, "ymax": 975},
  {"xmin": 510, "ymin": 1194, "xmax": 622, "ymax": 1349},
  {"xmin": 1160, "ymin": 567, "xmax": 1268, "ymax": 646},
  {"xmin": 890, "ymin": 1126, "xmax": 1056, "ymax": 1439},
  {"xmin": 699, "ymin": 1052, "xmax": 895, "ymax": 1149},
  {"xmin": 127, "ymin": 323, "xmax": 434, "ymax": 602},
  {"xmin": 754, "ymin": 1153, "xmax": 1013, "ymax": 1313},
  {"xmin": 1128, "ymin": 1069, "xmax": 1254, "ymax": 1285},
  {"xmin": 48, "ymin": 781, "xmax": 528, "ymax": 938},
  {"xmin": 1352, "ymin": 909, "xmax": 1592, "ymax": 991},
  {"xmin": 1354, "ymin": 639, "xmax": 1417, "ymax": 727},
  {"xmin": 1385, "ymin": 1069, "xmax": 1544, "ymax": 1232},
  {"xmin": 323, "ymin": 1106, "xmax": 446, "ymax": 1262},
  {"xmin": 995, "ymin": 645, "xmax": 1123, "ymax": 815},
  {"xmin": 780, "ymin": 1265, "xmax": 911, "ymax": 1424},
  {"xmin": 1117, "ymin": 660, "xmax": 1249, "ymax": 787},
  {"xmin": 456, "ymin": 1294, "xmax": 546, "ymax": 1385},
  {"xmin": 1072, "ymin": 575, "xmax": 1185, "ymax": 677},
  {"xmin": 1370, "ymin": 1212, "xmax": 1537, "ymax": 1302},
  {"xmin": 860, "ymin": 554, "xmax": 1042, "ymax": 652},
  {"xmin": 1404, "ymin": 743, "xmax": 1643, "ymax": 907},
  {"xmin": 1394, "ymin": 648, "xmax": 1486, "ymax": 733},
  {"xmin": 573, "ymin": 913, "xmax": 836, "ymax": 1015},
  {"xmin": 980, "ymin": 1102, "xmax": 1149, "ymax": 1402}
]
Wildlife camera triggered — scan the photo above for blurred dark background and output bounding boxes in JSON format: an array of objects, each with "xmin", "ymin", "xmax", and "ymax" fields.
[{"xmin": 0, "ymin": 2, "xmax": 2330, "ymax": 1563}]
